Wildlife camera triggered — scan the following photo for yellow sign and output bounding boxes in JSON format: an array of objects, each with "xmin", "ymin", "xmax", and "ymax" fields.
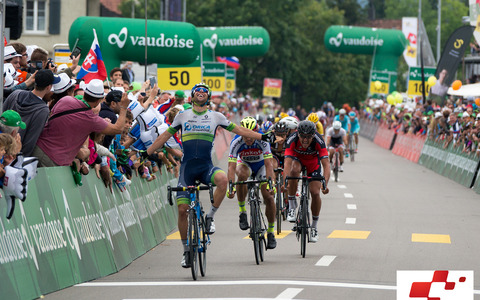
[
  {"xmin": 226, "ymin": 79, "xmax": 235, "ymax": 91},
  {"xmin": 407, "ymin": 80, "xmax": 432, "ymax": 96},
  {"xmin": 369, "ymin": 81, "xmax": 389, "ymax": 94},
  {"xmin": 203, "ymin": 76, "xmax": 226, "ymax": 92},
  {"xmin": 157, "ymin": 67, "xmax": 202, "ymax": 91},
  {"xmin": 263, "ymin": 87, "xmax": 281, "ymax": 97}
]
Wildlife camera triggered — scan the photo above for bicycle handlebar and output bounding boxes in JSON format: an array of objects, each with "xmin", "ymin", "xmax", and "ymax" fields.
[
  {"xmin": 167, "ymin": 183, "xmax": 215, "ymax": 206},
  {"xmin": 285, "ymin": 175, "xmax": 327, "ymax": 190}
]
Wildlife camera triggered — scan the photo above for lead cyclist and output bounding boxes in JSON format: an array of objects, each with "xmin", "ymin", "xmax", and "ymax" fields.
[{"xmin": 348, "ymin": 111, "xmax": 360, "ymax": 153}]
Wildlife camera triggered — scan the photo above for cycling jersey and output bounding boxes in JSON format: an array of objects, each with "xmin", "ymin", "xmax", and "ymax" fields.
[
  {"xmin": 316, "ymin": 122, "xmax": 324, "ymax": 135},
  {"xmin": 167, "ymin": 109, "xmax": 236, "ymax": 162},
  {"xmin": 349, "ymin": 117, "xmax": 360, "ymax": 134},
  {"xmin": 326, "ymin": 127, "xmax": 347, "ymax": 147},
  {"xmin": 284, "ymin": 131, "xmax": 329, "ymax": 175},
  {"xmin": 228, "ymin": 135, "xmax": 272, "ymax": 175},
  {"xmin": 334, "ymin": 115, "xmax": 350, "ymax": 131}
]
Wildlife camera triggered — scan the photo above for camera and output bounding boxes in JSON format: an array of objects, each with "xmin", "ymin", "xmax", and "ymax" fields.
[
  {"xmin": 46, "ymin": 58, "xmax": 56, "ymax": 70},
  {"xmin": 26, "ymin": 61, "xmax": 44, "ymax": 74}
]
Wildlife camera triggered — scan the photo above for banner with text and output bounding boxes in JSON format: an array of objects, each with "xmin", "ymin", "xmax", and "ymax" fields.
[
  {"xmin": 203, "ymin": 62, "xmax": 226, "ymax": 92},
  {"xmin": 407, "ymin": 66, "xmax": 436, "ymax": 96},
  {"xmin": 263, "ymin": 78, "xmax": 282, "ymax": 98}
]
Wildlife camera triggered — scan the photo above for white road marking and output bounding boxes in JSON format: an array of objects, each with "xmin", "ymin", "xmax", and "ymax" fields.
[
  {"xmin": 337, "ymin": 185, "xmax": 347, "ymax": 189},
  {"xmin": 315, "ymin": 255, "xmax": 336, "ymax": 266},
  {"xmin": 347, "ymin": 204, "xmax": 357, "ymax": 210},
  {"xmin": 346, "ymin": 218, "xmax": 356, "ymax": 224},
  {"xmin": 275, "ymin": 288, "xmax": 303, "ymax": 299},
  {"xmin": 84, "ymin": 280, "xmax": 480, "ymax": 294},
  {"xmin": 344, "ymin": 193, "xmax": 353, "ymax": 198}
]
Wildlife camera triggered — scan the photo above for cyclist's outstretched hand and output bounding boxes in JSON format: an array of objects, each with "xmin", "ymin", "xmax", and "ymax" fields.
[{"xmin": 321, "ymin": 186, "xmax": 329, "ymax": 194}]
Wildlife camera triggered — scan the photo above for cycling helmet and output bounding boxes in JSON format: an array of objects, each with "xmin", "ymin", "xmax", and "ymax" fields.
[
  {"xmin": 255, "ymin": 114, "xmax": 264, "ymax": 126},
  {"xmin": 191, "ymin": 82, "xmax": 212, "ymax": 99},
  {"xmin": 279, "ymin": 116, "xmax": 299, "ymax": 130},
  {"xmin": 348, "ymin": 111, "xmax": 356, "ymax": 117},
  {"xmin": 261, "ymin": 120, "xmax": 273, "ymax": 132},
  {"xmin": 266, "ymin": 114, "xmax": 275, "ymax": 123},
  {"xmin": 274, "ymin": 122, "xmax": 288, "ymax": 134},
  {"xmin": 279, "ymin": 112, "xmax": 288, "ymax": 119},
  {"xmin": 287, "ymin": 109, "xmax": 296, "ymax": 117},
  {"xmin": 316, "ymin": 111, "xmax": 326, "ymax": 119},
  {"xmin": 297, "ymin": 120, "xmax": 316, "ymax": 135},
  {"xmin": 339, "ymin": 108, "xmax": 346, "ymax": 115},
  {"xmin": 307, "ymin": 113, "xmax": 319, "ymax": 124},
  {"xmin": 240, "ymin": 116, "xmax": 257, "ymax": 131},
  {"xmin": 332, "ymin": 121, "xmax": 342, "ymax": 130}
]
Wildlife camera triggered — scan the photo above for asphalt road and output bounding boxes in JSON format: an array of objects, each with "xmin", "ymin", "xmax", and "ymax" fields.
[{"xmin": 44, "ymin": 136, "xmax": 480, "ymax": 300}]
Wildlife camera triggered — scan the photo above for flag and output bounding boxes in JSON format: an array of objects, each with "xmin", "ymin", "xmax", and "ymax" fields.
[
  {"xmin": 216, "ymin": 56, "xmax": 240, "ymax": 70},
  {"xmin": 4, "ymin": 37, "xmax": 7, "ymax": 46},
  {"xmin": 77, "ymin": 29, "xmax": 107, "ymax": 83}
]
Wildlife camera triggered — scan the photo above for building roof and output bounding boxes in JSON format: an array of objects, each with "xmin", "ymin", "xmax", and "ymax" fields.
[{"xmin": 358, "ymin": 19, "xmax": 402, "ymax": 30}]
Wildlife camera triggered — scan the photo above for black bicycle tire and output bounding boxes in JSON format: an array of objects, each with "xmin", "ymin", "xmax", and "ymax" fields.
[
  {"xmin": 276, "ymin": 179, "xmax": 282, "ymax": 235},
  {"xmin": 334, "ymin": 152, "xmax": 339, "ymax": 182},
  {"xmin": 199, "ymin": 214, "xmax": 207, "ymax": 277},
  {"xmin": 300, "ymin": 196, "xmax": 308, "ymax": 258},
  {"xmin": 251, "ymin": 200, "xmax": 261, "ymax": 265},
  {"xmin": 189, "ymin": 209, "xmax": 198, "ymax": 280},
  {"xmin": 259, "ymin": 206, "xmax": 265, "ymax": 262}
]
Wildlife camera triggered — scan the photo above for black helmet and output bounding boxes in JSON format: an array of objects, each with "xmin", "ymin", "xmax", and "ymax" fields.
[
  {"xmin": 297, "ymin": 120, "xmax": 316, "ymax": 135},
  {"xmin": 274, "ymin": 122, "xmax": 288, "ymax": 134},
  {"xmin": 255, "ymin": 114, "xmax": 264, "ymax": 126},
  {"xmin": 266, "ymin": 114, "xmax": 275, "ymax": 122}
]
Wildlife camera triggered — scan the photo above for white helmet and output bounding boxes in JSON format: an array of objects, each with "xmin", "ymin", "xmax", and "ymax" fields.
[
  {"xmin": 332, "ymin": 121, "xmax": 342, "ymax": 130},
  {"xmin": 279, "ymin": 116, "xmax": 299, "ymax": 129},
  {"xmin": 316, "ymin": 111, "xmax": 326, "ymax": 119},
  {"xmin": 339, "ymin": 108, "xmax": 346, "ymax": 115}
]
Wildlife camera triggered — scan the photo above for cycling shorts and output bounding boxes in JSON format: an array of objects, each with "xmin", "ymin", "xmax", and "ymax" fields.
[
  {"xmin": 272, "ymin": 153, "xmax": 284, "ymax": 169},
  {"xmin": 286, "ymin": 155, "xmax": 323, "ymax": 176},
  {"xmin": 350, "ymin": 125, "xmax": 360, "ymax": 134},
  {"xmin": 236, "ymin": 158, "xmax": 265, "ymax": 176},
  {"xmin": 236, "ymin": 162, "xmax": 266, "ymax": 181},
  {"xmin": 176, "ymin": 159, "xmax": 224, "ymax": 205},
  {"xmin": 328, "ymin": 144, "xmax": 345, "ymax": 151}
]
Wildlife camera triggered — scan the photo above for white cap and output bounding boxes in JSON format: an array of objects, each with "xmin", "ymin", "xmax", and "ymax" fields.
[
  {"xmin": 57, "ymin": 64, "xmax": 69, "ymax": 72},
  {"xmin": 463, "ymin": 112, "xmax": 470, "ymax": 118},
  {"xmin": 111, "ymin": 86, "xmax": 125, "ymax": 93},
  {"xmin": 53, "ymin": 73, "xmax": 76, "ymax": 94},
  {"xmin": 4, "ymin": 46, "xmax": 22, "ymax": 60},
  {"xmin": 84, "ymin": 79, "xmax": 106, "ymax": 99},
  {"xmin": 435, "ymin": 112, "xmax": 443, "ymax": 119},
  {"xmin": 4, "ymin": 73, "xmax": 18, "ymax": 88},
  {"xmin": 174, "ymin": 104, "xmax": 184, "ymax": 111}
]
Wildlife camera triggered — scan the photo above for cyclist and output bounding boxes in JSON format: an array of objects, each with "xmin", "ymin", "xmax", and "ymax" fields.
[
  {"xmin": 348, "ymin": 111, "xmax": 360, "ymax": 153},
  {"xmin": 145, "ymin": 83, "xmax": 275, "ymax": 268},
  {"xmin": 334, "ymin": 108, "xmax": 351, "ymax": 133},
  {"xmin": 283, "ymin": 120, "xmax": 330, "ymax": 243},
  {"xmin": 226, "ymin": 116, "xmax": 277, "ymax": 249},
  {"xmin": 326, "ymin": 121, "xmax": 347, "ymax": 172},
  {"xmin": 307, "ymin": 112, "xmax": 324, "ymax": 137}
]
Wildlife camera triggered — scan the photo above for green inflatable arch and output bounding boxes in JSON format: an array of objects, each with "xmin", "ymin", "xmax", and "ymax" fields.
[{"xmin": 324, "ymin": 25, "xmax": 407, "ymax": 93}]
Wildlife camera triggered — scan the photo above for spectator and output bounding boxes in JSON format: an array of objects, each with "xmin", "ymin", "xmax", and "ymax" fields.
[
  {"xmin": 3, "ymin": 69, "xmax": 60, "ymax": 156},
  {"xmin": 4, "ymin": 45, "xmax": 22, "ymax": 69},
  {"xmin": 100, "ymin": 89, "xmax": 123, "ymax": 148},
  {"xmin": 154, "ymin": 91, "xmax": 172, "ymax": 108},
  {"xmin": 109, "ymin": 67, "xmax": 123, "ymax": 83},
  {"xmin": 0, "ymin": 133, "xmax": 19, "ymax": 186},
  {"xmin": 122, "ymin": 61, "xmax": 135, "ymax": 83},
  {"xmin": 49, "ymin": 72, "xmax": 76, "ymax": 110},
  {"xmin": 158, "ymin": 90, "xmax": 186, "ymax": 114},
  {"xmin": 0, "ymin": 110, "xmax": 24, "ymax": 154},
  {"xmin": 33, "ymin": 79, "xmax": 130, "ymax": 167}
]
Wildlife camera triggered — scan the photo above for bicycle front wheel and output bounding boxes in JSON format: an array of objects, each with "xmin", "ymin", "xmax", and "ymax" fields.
[
  {"xmin": 199, "ymin": 214, "xmax": 207, "ymax": 277},
  {"xmin": 250, "ymin": 201, "xmax": 261, "ymax": 265},
  {"xmin": 188, "ymin": 209, "xmax": 199, "ymax": 280},
  {"xmin": 300, "ymin": 199, "xmax": 308, "ymax": 258},
  {"xmin": 334, "ymin": 153, "xmax": 339, "ymax": 182},
  {"xmin": 275, "ymin": 180, "xmax": 282, "ymax": 235}
]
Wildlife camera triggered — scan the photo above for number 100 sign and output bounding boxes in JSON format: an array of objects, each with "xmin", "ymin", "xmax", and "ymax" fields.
[{"xmin": 157, "ymin": 67, "xmax": 202, "ymax": 91}]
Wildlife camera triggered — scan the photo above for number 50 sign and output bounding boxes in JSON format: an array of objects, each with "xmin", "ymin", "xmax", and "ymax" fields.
[{"xmin": 157, "ymin": 66, "xmax": 202, "ymax": 91}]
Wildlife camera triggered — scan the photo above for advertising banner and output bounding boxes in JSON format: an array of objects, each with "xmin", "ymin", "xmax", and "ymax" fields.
[
  {"xmin": 226, "ymin": 68, "xmax": 236, "ymax": 91},
  {"xmin": 407, "ymin": 66, "xmax": 436, "ymax": 96},
  {"xmin": 203, "ymin": 62, "xmax": 226, "ymax": 92},
  {"xmin": 402, "ymin": 17, "xmax": 418, "ymax": 67},
  {"xmin": 263, "ymin": 78, "xmax": 283, "ymax": 98}
]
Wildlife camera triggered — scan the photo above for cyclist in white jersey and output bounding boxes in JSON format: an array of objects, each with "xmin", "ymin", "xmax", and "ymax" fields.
[
  {"xmin": 145, "ymin": 83, "xmax": 276, "ymax": 268},
  {"xmin": 326, "ymin": 121, "xmax": 347, "ymax": 172}
]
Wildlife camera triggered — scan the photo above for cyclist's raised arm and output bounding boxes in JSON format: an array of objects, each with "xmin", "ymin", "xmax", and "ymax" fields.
[
  {"xmin": 231, "ymin": 125, "xmax": 262, "ymax": 140},
  {"xmin": 147, "ymin": 129, "xmax": 174, "ymax": 155}
]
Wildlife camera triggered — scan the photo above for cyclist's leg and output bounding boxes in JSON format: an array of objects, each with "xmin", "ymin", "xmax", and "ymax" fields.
[
  {"xmin": 338, "ymin": 145, "xmax": 345, "ymax": 165},
  {"xmin": 204, "ymin": 163, "xmax": 228, "ymax": 219},
  {"xmin": 258, "ymin": 165, "xmax": 275, "ymax": 225},
  {"xmin": 285, "ymin": 156, "xmax": 302, "ymax": 213},
  {"xmin": 328, "ymin": 146, "xmax": 335, "ymax": 163},
  {"xmin": 236, "ymin": 162, "xmax": 251, "ymax": 213},
  {"xmin": 176, "ymin": 161, "xmax": 193, "ymax": 253}
]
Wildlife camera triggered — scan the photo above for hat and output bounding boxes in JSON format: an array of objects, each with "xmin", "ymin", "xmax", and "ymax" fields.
[
  {"xmin": 4, "ymin": 73, "xmax": 18, "ymax": 89},
  {"xmin": 175, "ymin": 90, "xmax": 186, "ymax": 98},
  {"xmin": 57, "ymin": 64, "xmax": 68, "ymax": 72},
  {"xmin": 4, "ymin": 46, "xmax": 22, "ymax": 60},
  {"xmin": 0, "ymin": 110, "xmax": 26, "ymax": 129},
  {"xmin": 84, "ymin": 79, "xmax": 106, "ymax": 99},
  {"xmin": 25, "ymin": 45, "xmax": 38, "ymax": 62},
  {"xmin": 111, "ymin": 86, "xmax": 125, "ymax": 93},
  {"xmin": 4, "ymin": 63, "xmax": 21, "ymax": 79},
  {"xmin": 35, "ymin": 69, "xmax": 60, "ymax": 88},
  {"xmin": 106, "ymin": 90, "xmax": 123, "ymax": 103},
  {"xmin": 53, "ymin": 73, "xmax": 76, "ymax": 94},
  {"xmin": 463, "ymin": 112, "xmax": 470, "ymax": 118},
  {"xmin": 183, "ymin": 103, "xmax": 192, "ymax": 110},
  {"xmin": 131, "ymin": 82, "xmax": 142, "ymax": 92},
  {"xmin": 435, "ymin": 112, "xmax": 443, "ymax": 119}
]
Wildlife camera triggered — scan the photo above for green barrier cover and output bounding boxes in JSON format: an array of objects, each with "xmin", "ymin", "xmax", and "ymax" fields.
[
  {"xmin": 0, "ymin": 166, "xmax": 178, "ymax": 300},
  {"xmin": 419, "ymin": 139, "xmax": 479, "ymax": 188}
]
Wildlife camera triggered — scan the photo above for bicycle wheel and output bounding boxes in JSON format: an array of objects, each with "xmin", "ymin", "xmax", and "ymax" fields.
[
  {"xmin": 250, "ymin": 200, "xmax": 261, "ymax": 265},
  {"xmin": 300, "ymin": 198, "xmax": 308, "ymax": 258},
  {"xmin": 275, "ymin": 180, "xmax": 282, "ymax": 235},
  {"xmin": 350, "ymin": 135, "xmax": 355, "ymax": 162},
  {"xmin": 334, "ymin": 152, "xmax": 339, "ymax": 182},
  {"xmin": 188, "ymin": 209, "xmax": 199, "ymax": 280},
  {"xmin": 199, "ymin": 214, "xmax": 207, "ymax": 277}
]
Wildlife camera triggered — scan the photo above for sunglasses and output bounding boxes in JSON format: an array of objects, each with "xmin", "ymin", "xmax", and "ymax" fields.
[
  {"xmin": 299, "ymin": 134, "xmax": 313, "ymax": 140},
  {"xmin": 194, "ymin": 87, "xmax": 209, "ymax": 93}
]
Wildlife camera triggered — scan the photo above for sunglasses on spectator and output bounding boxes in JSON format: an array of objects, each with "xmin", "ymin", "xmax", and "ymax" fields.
[
  {"xmin": 299, "ymin": 134, "xmax": 313, "ymax": 140},
  {"xmin": 194, "ymin": 87, "xmax": 209, "ymax": 93}
]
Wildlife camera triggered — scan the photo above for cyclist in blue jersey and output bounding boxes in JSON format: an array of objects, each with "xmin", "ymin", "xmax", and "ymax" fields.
[
  {"xmin": 226, "ymin": 116, "xmax": 277, "ymax": 249},
  {"xmin": 145, "ymin": 83, "xmax": 275, "ymax": 268},
  {"xmin": 334, "ymin": 108, "xmax": 351, "ymax": 132},
  {"xmin": 348, "ymin": 111, "xmax": 360, "ymax": 153}
]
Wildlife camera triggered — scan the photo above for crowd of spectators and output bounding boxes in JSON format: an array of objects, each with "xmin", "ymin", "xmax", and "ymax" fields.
[{"xmin": 360, "ymin": 94, "xmax": 480, "ymax": 156}]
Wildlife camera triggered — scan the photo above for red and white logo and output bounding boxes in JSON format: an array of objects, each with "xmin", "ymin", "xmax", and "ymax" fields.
[{"xmin": 397, "ymin": 270, "xmax": 473, "ymax": 300}]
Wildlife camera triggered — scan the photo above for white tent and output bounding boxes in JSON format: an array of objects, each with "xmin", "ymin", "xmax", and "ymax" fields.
[{"xmin": 447, "ymin": 83, "xmax": 480, "ymax": 97}]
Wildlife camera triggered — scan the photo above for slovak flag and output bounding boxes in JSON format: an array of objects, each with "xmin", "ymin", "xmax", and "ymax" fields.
[
  {"xmin": 216, "ymin": 56, "xmax": 240, "ymax": 70},
  {"xmin": 77, "ymin": 29, "xmax": 107, "ymax": 83}
]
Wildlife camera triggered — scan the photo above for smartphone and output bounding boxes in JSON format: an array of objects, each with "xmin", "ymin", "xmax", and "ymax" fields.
[
  {"xmin": 149, "ymin": 77, "xmax": 156, "ymax": 88},
  {"xmin": 70, "ymin": 46, "xmax": 82, "ymax": 59}
]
